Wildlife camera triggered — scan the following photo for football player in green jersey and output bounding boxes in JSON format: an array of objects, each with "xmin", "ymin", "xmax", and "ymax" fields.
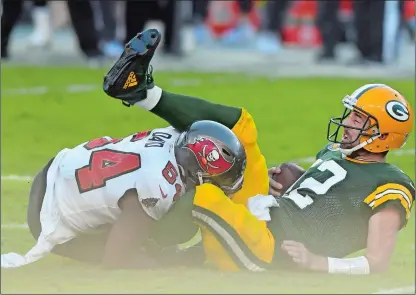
[
  {"xmin": 187, "ymin": 83, "xmax": 414, "ymax": 275},
  {"xmin": 268, "ymin": 83, "xmax": 415, "ymax": 274}
]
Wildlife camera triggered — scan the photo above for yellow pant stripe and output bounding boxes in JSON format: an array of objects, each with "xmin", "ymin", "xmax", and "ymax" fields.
[{"xmin": 192, "ymin": 205, "xmax": 268, "ymax": 272}]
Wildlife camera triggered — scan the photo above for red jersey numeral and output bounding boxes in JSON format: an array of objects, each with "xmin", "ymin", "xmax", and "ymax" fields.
[
  {"xmin": 83, "ymin": 137, "xmax": 122, "ymax": 150},
  {"xmin": 162, "ymin": 161, "xmax": 183, "ymax": 201},
  {"xmin": 75, "ymin": 149, "xmax": 141, "ymax": 193},
  {"xmin": 162, "ymin": 161, "xmax": 179, "ymax": 184},
  {"xmin": 130, "ymin": 130, "xmax": 152, "ymax": 142}
]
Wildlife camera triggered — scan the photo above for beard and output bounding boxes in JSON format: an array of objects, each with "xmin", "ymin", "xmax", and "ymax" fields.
[
  {"xmin": 340, "ymin": 141, "xmax": 357, "ymax": 149},
  {"xmin": 340, "ymin": 135, "xmax": 367, "ymax": 159},
  {"xmin": 340, "ymin": 133, "xmax": 361, "ymax": 150}
]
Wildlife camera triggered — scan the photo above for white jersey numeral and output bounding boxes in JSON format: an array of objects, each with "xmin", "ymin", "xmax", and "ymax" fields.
[{"xmin": 283, "ymin": 160, "xmax": 347, "ymax": 209}]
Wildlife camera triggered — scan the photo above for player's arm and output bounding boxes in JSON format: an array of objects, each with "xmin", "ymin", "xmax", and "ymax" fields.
[
  {"xmin": 361, "ymin": 180, "xmax": 414, "ymax": 272},
  {"xmin": 282, "ymin": 206, "xmax": 402, "ymax": 274},
  {"xmin": 363, "ymin": 206, "xmax": 401, "ymax": 272},
  {"xmin": 146, "ymin": 188, "xmax": 207, "ymax": 267},
  {"xmin": 283, "ymin": 181, "xmax": 414, "ymax": 274},
  {"xmin": 268, "ymin": 163, "xmax": 306, "ymax": 197},
  {"xmin": 101, "ymin": 189, "xmax": 157, "ymax": 269}
]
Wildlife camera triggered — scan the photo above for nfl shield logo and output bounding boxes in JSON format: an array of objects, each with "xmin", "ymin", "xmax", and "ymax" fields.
[{"xmin": 328, "ymin": 144, "xmax": 340, "ymax": 151}]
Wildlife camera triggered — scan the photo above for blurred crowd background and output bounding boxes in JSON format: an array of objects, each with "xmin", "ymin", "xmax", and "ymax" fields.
[{"xmin": 1, "ymin": 0, "xmax": 415, "ymax": 67}]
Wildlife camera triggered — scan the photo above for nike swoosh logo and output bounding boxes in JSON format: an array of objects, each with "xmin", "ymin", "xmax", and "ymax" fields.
[{"xmin": 159, "ymin": 185, "xmax": 167, "ymax": 199}]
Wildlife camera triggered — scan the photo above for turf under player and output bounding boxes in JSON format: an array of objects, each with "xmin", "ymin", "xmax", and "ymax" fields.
[
  {"xmin": 188, "ymin": 83, "xmax": 414, "ymax": 274},
  {"xmin": 2, "ymin": 29, "xmax": 270, "ymax": 269},
  {"xmin": 101, "ymin": 30, "xmax": 414, "ymax": 273},
  {"xmin": 1, "ymin": 30, "xmax": 250, "ymax": 269}
]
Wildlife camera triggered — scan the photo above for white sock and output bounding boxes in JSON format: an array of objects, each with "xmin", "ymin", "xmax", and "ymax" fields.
[{"xmin": 134, "ymin": 86, "xmax": 162, "ymax": 111}]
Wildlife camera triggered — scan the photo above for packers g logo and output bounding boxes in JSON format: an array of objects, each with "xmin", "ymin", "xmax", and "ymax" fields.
[{"xmin": 385, "ymin": 100, "xmax": 409, "ymax": 122}]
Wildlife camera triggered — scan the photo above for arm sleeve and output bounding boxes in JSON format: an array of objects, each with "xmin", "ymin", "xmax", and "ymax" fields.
[{"xmin": 363, "ymin": 181, "xmax": 415, "ymax": 228}]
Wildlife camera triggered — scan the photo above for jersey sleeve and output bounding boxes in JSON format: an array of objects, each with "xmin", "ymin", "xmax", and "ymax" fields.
[
  {"xmin": 363, "ymin": 180, "xmax": 415, "ymax": 228},
  {"xmin": 315, "ymin": 146, "xmax": 327, "ymax": 160},
  {"xmin": 135, "ymin": 175, "xmax": 179, "ymax": 220},
  {"xmin": 230, "ymin": 109, "xmax": 268, "ymax": 205}
]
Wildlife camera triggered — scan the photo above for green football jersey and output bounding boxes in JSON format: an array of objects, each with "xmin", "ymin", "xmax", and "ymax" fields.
[{"xmin": 269, "ymin": 143, "xmax": 415, "ymax": 266}]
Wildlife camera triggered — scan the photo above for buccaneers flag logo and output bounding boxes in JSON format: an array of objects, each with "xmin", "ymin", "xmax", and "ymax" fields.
[{"xmin": 185, "ymin": 137, "xmax": 234, "ymax": 175}]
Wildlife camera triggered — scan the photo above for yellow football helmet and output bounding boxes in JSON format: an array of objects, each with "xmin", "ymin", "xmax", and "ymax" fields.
[{"xmin": 327, "ymin": 83, "xmax": 413, "ymax": 155}]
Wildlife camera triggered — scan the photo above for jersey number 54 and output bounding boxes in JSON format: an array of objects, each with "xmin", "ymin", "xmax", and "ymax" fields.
[{"xmin": 75, "ymin": 136, "xmax": 182, "ymax": 197}]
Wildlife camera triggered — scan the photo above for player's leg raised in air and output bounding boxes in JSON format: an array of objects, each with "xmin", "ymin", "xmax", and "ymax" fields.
[
  {"xmin": 102, "ymin": 28, "xmax": 271, "ymax": 268},
  {"xmin": 103, "ymin": 30, "xmax": 269, "ymax": 206}
]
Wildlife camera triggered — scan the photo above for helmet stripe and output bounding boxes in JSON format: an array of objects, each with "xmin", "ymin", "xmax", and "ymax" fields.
[{"xmin": 351, "ymin": 84, "xmax": 385, "ymax": 99}]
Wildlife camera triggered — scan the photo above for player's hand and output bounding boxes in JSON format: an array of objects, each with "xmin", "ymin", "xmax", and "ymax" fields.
[
  {"xmin": 281, "ymin": 240, "xmax": 328, "ymax": 272},
  {"xmin": 268, "ymin": 166, "xmax": 283, "ymax": 197}
]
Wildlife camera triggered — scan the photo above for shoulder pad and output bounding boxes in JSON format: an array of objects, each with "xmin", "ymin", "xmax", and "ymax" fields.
[
  {"xmin": 327, "ymin": 143, "xmax": 340, "ymax": 151},
  {"xmin": 315, "ymin": 143, "xmax": 340, "ymax": 160}
]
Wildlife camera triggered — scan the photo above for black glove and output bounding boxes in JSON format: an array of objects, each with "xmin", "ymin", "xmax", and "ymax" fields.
[{"xmin": 103, "ymin": 29, "xmax": 161, "ymax": 106}]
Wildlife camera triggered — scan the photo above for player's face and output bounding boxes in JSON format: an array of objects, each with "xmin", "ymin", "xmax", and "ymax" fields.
[{"xmin": 340, "ymin": 110, "xmax": 369, "ymax": 149}]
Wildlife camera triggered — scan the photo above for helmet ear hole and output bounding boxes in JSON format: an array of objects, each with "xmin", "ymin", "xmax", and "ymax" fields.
[{"xmin": 379, "ymin": 134, "xmax": 388, "ymax": 140}]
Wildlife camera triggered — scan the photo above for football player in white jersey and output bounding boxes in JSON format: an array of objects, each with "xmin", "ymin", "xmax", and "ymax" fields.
[{"xmin": 1, "ymin": 30, "xmax": 247, "ymax": 269}]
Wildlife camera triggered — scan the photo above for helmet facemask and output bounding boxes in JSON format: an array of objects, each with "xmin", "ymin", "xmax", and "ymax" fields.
[{"xmin": 327, "ymin": 95, "xmax": 381, "ymax": 156}]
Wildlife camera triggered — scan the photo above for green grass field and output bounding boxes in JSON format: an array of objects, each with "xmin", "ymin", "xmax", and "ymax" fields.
[{"xmin": 1, "ymin": 67, "xmax": 415, "ymax": 294}]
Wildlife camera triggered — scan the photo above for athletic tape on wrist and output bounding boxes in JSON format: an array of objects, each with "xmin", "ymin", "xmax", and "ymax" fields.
[{"xmin": 328, "ymin": 256, "xmax": 370, "ymax": 275}]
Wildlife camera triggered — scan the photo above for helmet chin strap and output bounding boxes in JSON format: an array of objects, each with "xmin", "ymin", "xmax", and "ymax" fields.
[{"xmin": 339, "ymin": 135, "xmax": 380, "ymax": 156}]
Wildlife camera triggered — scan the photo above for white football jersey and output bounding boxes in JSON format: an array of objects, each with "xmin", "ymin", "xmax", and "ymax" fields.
[{"xmin": 52, "ymin": 126, "xmax": 185, "ymax": 232}]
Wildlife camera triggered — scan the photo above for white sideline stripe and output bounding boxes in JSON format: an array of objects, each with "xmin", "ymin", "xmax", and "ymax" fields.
[
  {"xmin": 372, "ymin": 285, "xmax": 415, "ymax": 294},
  {"xmin": 2, "ymin": 77, "xmax": 258, "ymax": 96},
  {"xmin": 1, "ymin": 148, "xmax": 413, "ymax": 182},
  {"xmin": 1, "ymin": 224, "xmax": 29, "ymax": 229},
  {"xmin": 1, "ymin": 175, "xmax": 33, "ymax": 181}
]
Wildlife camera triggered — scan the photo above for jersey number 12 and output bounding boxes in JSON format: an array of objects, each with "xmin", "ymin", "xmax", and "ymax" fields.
[{"xmin": 284, "ymin": 160, "xmax": 347, "ymax": 209}]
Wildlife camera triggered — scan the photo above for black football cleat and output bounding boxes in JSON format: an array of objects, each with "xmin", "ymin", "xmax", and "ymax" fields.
[{"xmin": 103, "ymin": 29, "xmax": 161, "ymax": 106}]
